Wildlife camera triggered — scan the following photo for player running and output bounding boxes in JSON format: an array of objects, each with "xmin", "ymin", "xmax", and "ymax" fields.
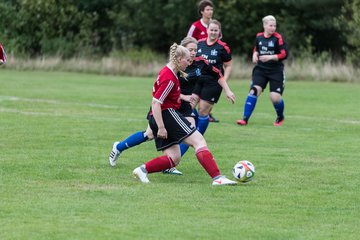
[
  {"xmin": 132, "ymin": 43, "xmax": 236, "ymax": 185},
  {"xmin": 109, "ymin": 37, "xmax": 229, "ymax": 175},
  {"xmin": 236, "ymin": 15, "xmax": 288, "ymax": 126}
]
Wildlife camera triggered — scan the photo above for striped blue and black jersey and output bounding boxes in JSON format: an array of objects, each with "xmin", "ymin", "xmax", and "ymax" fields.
[
  {"xmin": 254, "ymin": 32, "xmax": 288, "ymax": 70},
  {"xmin": 195, "ymin": 39, "xmax": 232, "ymax": 75},
  {"xmin": 179, "ymin": 56, "xmax": 223, "ymax": 95}
]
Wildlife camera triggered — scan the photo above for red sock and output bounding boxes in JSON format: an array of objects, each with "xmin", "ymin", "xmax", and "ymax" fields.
[
  {"xmin": 145, "ymin": 155, "xmax": 175, "ymax": 173},
  {"xmin": 195, "ymin": 147, "xmax": 221, "ymax": 178}
]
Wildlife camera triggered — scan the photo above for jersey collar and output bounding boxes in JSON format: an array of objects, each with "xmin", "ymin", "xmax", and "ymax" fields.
[{"xmin": 166, "ymin": 64, "xmax": 179, "ymax": 80}]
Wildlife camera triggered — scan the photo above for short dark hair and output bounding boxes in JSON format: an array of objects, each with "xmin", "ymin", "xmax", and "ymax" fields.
[{"xmin": 197, "ymin": 0, "xmax": 214, "ymax": 16}]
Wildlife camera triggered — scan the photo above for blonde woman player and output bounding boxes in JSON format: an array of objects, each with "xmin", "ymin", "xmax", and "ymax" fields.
[
  {"xmin": 132, "ymin": 43, "xmax": 236, "ymax": 186},
  {"xmin": 109, "ymin": 37, "xmax": 227, "ymax": 176},
  {"xmin": 237, "ymin": 15, "xmax": 288, "ymax": 126}
]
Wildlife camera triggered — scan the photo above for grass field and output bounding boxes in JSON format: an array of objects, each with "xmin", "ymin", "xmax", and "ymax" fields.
[{"xmin": 0, "ymin": 69, "xmax": 359, "ymax": 239}]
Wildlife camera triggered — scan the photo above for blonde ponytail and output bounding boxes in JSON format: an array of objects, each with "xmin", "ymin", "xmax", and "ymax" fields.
[{"xmin": 169, "ymin": 43, "xmax": 189, "ymax": 78}]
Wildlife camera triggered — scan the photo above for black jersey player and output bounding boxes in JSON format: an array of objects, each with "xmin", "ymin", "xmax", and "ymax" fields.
[
  {"xmin": 237, "ymin": 15, "xmax": 288, "ymax": 126},
  {"xmin": 193, "ymin": 19, "xmax": 235, "ymax": 135}
]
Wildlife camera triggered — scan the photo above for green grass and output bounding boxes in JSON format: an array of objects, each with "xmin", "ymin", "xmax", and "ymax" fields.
[{"xmin": 0, "ymin": 69, "xmax": 359, "ymax": 240}]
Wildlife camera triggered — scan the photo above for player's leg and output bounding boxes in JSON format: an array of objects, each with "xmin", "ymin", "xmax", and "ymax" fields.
[
  {"xmin": 209, "ymin": 111, "xmax": 219, "ymax": 123},
  {"xmin": 133, "ymin": 145, "xmax": 180, "ymax": 183},
  {"xmin": 269, "ymin": 71, "xmax": 286, "ymax": 126},
  {"xmin": 197, "ymin": 100, "xmax": 212, "ymax": 135},
  {"xmin": 196, "ymin": 82, "xmax": 222, "ymax": 134},
  {"xmin": 179, "ymin": 115, "xmax": 196, "ymax": 157},
  {"xmin": 109, "ymin": 125, "xmax": 153, "ymax": 167},
  {"xmin": 183, "ymin": 131, "xmax": 236, "ymax": 186},
  {"xmin": 237, "ymin": 68, "xmax": 266, "ymax": 125},
  {"xmin": 133, "ymin": 109, "xmax": 195, "ymax": 183},
  {"xmin": 163, "ymin": 101, "xmax": 196, "ymax": 174}
]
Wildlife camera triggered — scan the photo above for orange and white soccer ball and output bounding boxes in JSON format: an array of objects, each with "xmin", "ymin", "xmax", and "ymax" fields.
[{"xmin": 232, "ymin": 160, "xmax": 255, "ymax": 182}]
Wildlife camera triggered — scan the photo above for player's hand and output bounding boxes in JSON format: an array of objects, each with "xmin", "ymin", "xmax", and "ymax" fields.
[
  {"xmin": 182, "ymin": 95, "xmax": 192, "ymax": 103},
  {"xmin": 157, "ymin": 127, "xmax": 167, "ymax": 139},
  {"xmin": 226, "ymin": 90, "xmax": 236, "ymax": 104},
  {"xmin": 252, "ymin": 52, "xmax": 259, "ymax": 64},
  {"xmin": 190, "ymin": 94, "xmax": 199, "ymax": 108},
  {"xmin": 259, "ymin": 55, "xmax": 275, "ymax": 62}
]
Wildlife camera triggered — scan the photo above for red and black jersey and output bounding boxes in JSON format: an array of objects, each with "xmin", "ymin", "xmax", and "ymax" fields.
[
  {"xmin": 0, "ymin": 43, "xmax": 7, "ymax": 64},
  {"xmin": 179, "ymin": 56, "xmax": 223, "ymax": 95},
  {"xmin": 196, "ymin": 39, "xmax": 232, "ymax": 74},
  {"xmin": 254, "ymin": 32, "xmax": 288, "ymax": 70},
  {"xmin": 152, "ymin": 65, "xmax": 181, "ymax": 111}
]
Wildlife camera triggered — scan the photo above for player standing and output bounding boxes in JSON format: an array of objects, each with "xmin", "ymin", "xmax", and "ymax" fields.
[
  {"xmin": 236, "ymin": 15, "xmax": 288, "ymax": 126},
  {"xmin": 191, "ymin": 19, "xmax": 235, "ymax": 137},
  {"xmin": 187, "ymin": 0, "xmax": 220, "ymax": 122}
]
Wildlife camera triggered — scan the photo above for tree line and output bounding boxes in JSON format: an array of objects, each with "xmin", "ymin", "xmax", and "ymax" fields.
[{"xmin": 0, "ymin": 0, "xmax": 359, "ymax": 65}]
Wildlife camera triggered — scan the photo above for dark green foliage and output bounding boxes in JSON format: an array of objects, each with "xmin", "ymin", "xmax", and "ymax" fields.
[
  {"xmin": 335, "ymin": 0, "xmax": 360, "ymax": 66},
  {"xmin": 0, "ymin": 0, "xmax": 358, "ymax": 64}
]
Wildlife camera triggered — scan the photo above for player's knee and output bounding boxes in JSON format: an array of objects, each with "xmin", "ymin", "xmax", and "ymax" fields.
[
  {"xmin": 249, "ymin": 86, "xmax": 258, "ymax": 96},
  {"xmin": 270, "ymin": 92, "xmax": 282, "ymax": 103},
  {"xmin": 198, "ymin": 109, "xmax": 210, "ymax": 116},
  {"xmin": 145, "ymin": 128, "xmax": 154, "ymax": 140},
  {"xmin": 192, "ymin": 134, "xmax": 207, "ymax": 149}
]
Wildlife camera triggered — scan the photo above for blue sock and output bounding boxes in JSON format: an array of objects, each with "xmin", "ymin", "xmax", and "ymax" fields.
[
  {"xmin": 193, "ymin": 109, "xmax": 199, "ymax": 127},
  {"xmin": 116, "ymin": 131, "xmax": 148, "ymax": 152},
  {"xmin": 273, "ymin": 99, "xmax": 284, "ymax": 118},
  {"xmin": 180, "ymin": 143, "xmax": 190, "ymax": 156},
  {"xmin": 243, "ymin": 94, "xmax": 257, "ymax": 121},
  {"xmin": 197, "ymin": 115, "xmax": 209, "ymax": 135}
]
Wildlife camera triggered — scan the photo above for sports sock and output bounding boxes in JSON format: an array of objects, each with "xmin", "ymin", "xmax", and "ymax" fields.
[
  {"xmin": 180, "ymin": 143, "xmax": 190, "ymax": 156},
  {"xmin": 193, "ymin": 109, "xmax": 199, "ymax": 127},
  {"xmin": 116, "ymin": 131, "xmax": 148, "ymax": 152},
  {"xmin": 195, "ymin": 146, "xmax": 221, "ymax": 178},
  {"xmin": 145, "ymin": 155, "xmax": 175, "ymax": 173},
  {"xmin": 273, "ymin": 99, "xmax": 284, "ymax": 118},
  {"xmin": 197, "ymin": 115, "xmax": 209, "ymax": 135},
  {"xmin": 243, "ymin": 94, "xmax": 257, "ymax": 121}
]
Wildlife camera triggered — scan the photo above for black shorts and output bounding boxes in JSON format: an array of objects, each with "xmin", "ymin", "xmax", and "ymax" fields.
[
  {"xmin": 192, "ymin": 78, "xmax": 222, "ymax": 104},
  {"xmin": 251, "ymin": 66, "xmax": 285, "ymax": 95},
  {"xmin": 178, "ymin": 100, "xmax": 196, "ymax": 118},
  {"xmin": 149, "ymin": 108, "xmax": 196, "ymax": 151}
]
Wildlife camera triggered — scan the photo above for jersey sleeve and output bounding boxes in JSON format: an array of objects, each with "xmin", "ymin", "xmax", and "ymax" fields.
[
  {"xmin": 187, "ymin": 25, "xmax": 196, "ymax": 38},
  {"xmin": 153, "ymin": 78, "xmax": 175, "ymax": 104},
  {"xmin": 276, "ymin": 34, "xmax": 288, "ymax": 60},
  {"xmin": 221, "ymin": 43, "xmax": 232, "ymax": 63},
  {"xmin": 254, "ymin": 32, "xmax": 262, "ymax": 53},
  {"xmin": 198, "ymin": 57, "xmax": 224, "ymax": 80}
]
